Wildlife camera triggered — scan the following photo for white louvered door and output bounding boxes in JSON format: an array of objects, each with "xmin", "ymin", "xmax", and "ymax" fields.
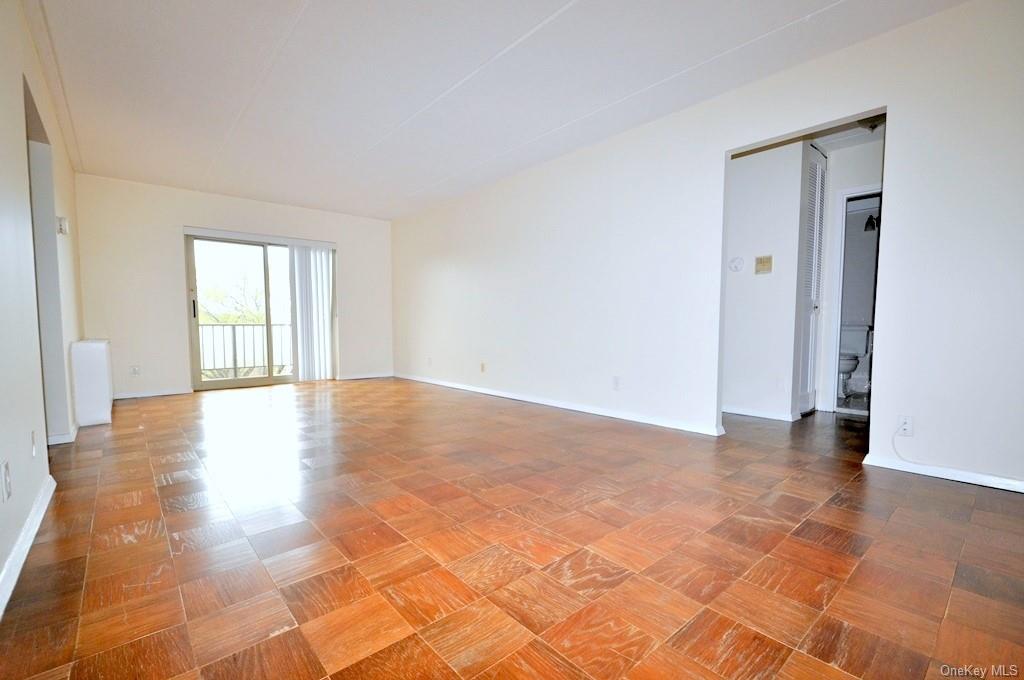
[{"xmin": 796, "ymin": 144, "xmax": 827, "ymax": 414}]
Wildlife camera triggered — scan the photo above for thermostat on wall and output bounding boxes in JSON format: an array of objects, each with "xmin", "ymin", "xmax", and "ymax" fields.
[{"xmin": 754, "ymin": 255, "xmax": 773, "ymax": 275}]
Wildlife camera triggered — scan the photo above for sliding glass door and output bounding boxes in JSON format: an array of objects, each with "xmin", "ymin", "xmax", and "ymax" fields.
[{"xmin": 186, "ymin": 236, "xmax": 296, "ymax": 389}]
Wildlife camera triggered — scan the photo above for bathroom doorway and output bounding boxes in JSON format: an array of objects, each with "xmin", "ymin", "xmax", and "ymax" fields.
[{"xmin": 834, "ymin": 192, "xmax": 881, "ymax": 416}]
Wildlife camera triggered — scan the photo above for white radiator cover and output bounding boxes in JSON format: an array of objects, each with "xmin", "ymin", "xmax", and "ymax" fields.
[{"xmin": 71, "ymin": 339, "xmax": 113, "ymax": 426}]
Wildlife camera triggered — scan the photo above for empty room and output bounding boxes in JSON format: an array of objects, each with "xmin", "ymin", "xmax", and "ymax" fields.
[{"xmin": 1, "ymin": 1, "xmax": 1022, "ymax": 678}]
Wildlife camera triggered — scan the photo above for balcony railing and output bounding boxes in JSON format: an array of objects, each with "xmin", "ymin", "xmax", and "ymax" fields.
[{"xmin": 198, "ymin": 323, "xmax": 293, "ymax": 380}]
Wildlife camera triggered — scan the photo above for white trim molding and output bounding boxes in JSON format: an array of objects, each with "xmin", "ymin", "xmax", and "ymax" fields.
[
  {"xmin": 0, "ymin": 475, "xmax": 56, "ymax": 616},
  {"xmin": 338, "ymin": 373, "xmax": 393, "ymax": 381},
  {"xmin": 184, "ymin": 226, "xmax": 335, "ymax": 250},
  {"xmin": 46, "ymin": 431, "xmax": 75, "ymax": 445},
  {"xmin": 113, "ymin": 387, "xmax": 192, "ymax": 400},
  {"xmin": 721, "ymin": 406, "xmax": 801, "ymax": 422},
  {"xmin": 396, "ymin": 374, "xmax": 722, "ymax": 437},
  {"xmin": 864, "ymin": 453, "xmax": 1024, "ymax": 494}
]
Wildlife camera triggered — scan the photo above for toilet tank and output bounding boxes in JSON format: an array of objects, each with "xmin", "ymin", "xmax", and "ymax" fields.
[{"xmin": 839, "ymin": 325, "xmax": 870, "ymax": 355}]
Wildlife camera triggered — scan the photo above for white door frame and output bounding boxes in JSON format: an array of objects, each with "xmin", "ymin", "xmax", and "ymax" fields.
[{"xmin": 815, "ymin": 183, "xmax": 881, "ymax": 412}]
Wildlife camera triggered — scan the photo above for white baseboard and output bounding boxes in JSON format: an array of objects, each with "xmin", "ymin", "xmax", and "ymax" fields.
[
  {"xmin": 337, "ymin": 373, "xmax": 394, "ymax": 380},
  {"xmin": 0, "ymin": 475, "xmax": 56, "ymax": 617},
  {"xmin": 722, "ymin": 406, "xmax": 800, "ymax": 422},
  {"xmin": 113, "ymin": 387, "xmax": 192, "ymax": 400},
  {"xmin": 46, "ymin": 431, "xmax": 75, "ymax": 445},
  {"xmin": 396, "ymin": 374, "xmax": 721, "ymax": 437},
  {"xmin": 864, "ymin": 452, "xmax": 1024, "ymax": 494}
]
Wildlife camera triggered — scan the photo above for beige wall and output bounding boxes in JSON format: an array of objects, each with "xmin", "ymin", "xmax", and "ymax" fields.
[
  {"xmin": 76, "ymin": 175, "xmax": 393, "ymax": 397},
  {"xmin": 393, "ymin": 0, "xmax": 1024, "ymax": 488},
  {"xmin": 1, "ymin": 0, "xmax": 82, "ymax": 600}
]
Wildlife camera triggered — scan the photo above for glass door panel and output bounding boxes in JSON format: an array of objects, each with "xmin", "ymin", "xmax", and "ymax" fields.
[{"xmin": 268, "ymin": 245, "xmax": 293, "ymax": 376}]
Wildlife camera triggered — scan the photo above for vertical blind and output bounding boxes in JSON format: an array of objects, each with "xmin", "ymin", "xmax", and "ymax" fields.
[{"xmin": 292, "ymin": 245, "xmax": 334, "ymax": 381}]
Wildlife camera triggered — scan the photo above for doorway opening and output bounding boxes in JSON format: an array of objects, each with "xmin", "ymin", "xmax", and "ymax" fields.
[
  {"xmin": 185, "ymin": 234, "xmax": 335, "ymax": 390},
  {"xmin": 719, "ymin": 113, "xmax": 885, "ymax": 432}
]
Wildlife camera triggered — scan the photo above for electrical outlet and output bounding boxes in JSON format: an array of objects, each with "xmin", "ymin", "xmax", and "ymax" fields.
[
  {"xmin": 480, "ymin": 362, "xmax": 486, "ymax": 373},
  {"xmin": 1, "ymin": 461, "xmax": 11, "ymax": 503},
  {"xmin": 130, "ymin": 365, "xmax": 141, "ymax": 376},
  {"xmin": 896, "ymin": 415, "xmax": 913, "ymax": 437},
  {"xmin": 612, "ymin": 376, "xmax": 622, "ymax": 391},
  {"xmin": 32, "ymin": 430, "xmax": 37, "ymax": 457}
]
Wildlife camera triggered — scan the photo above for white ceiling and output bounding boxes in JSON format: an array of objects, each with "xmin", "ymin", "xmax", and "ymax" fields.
[{"xmin": 25, "ymin": 0, "xmax": 960, "ymax": 219}]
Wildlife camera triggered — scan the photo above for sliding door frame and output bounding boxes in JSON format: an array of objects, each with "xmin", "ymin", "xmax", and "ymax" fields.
[{"xmin": 185, "ymin": 235, "xmax": 298, "ymax": 391}]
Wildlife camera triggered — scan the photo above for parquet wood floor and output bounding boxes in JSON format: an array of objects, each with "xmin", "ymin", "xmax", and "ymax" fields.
[{"xmin": 2, "ymin": 378, "xmax": 1021, "ymax": 679}]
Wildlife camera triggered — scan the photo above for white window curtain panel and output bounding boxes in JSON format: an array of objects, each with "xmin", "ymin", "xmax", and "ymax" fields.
[{"xmin": 291, "ymin": 245, "xmax": 335, "ymax": 381}]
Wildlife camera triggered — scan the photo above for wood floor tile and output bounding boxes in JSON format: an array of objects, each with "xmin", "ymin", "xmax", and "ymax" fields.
[
  {"xmin": 508, "ymin": 497, "xmax": 571, "ymax": 525},
  {"xmin": 945, "ymin": 587, "xmax": 1024, "ymax": 646},
  {"xmin": 624, "ymin": 644, "xmax": 724, "ymax": 680},
  {"xmin": 500, "ymin": 527, "xmax": 578, "ymax": 567},
  {"xmin": 0, "ymin": 618, "xmax": 78, "ymax": 679},
  {"xmin": 932, "ymin": 618, "xmax": 1024, "ymax": 669},
  {"xmin": 389, "ymin": 508, "xmax": 457, "ymax": 540},
  {"xmin": 236, "ymin": 505, "xmax": 307, "ymax": 536},
  {"xmin": 69, "ymin": 625, "xmax": 194, "ymax": 680},
  {"xmin": 541, "ymin": 548, "xmax": 633, "ymax": 600},
  {"xmin": 642, "ymin": 553, "xmax": 734, "ymax": 604},
  {"xmin": 447, "ymin": 544, "xmax": 534, "ymax": 595},
  {"xmin": 415, "ymin": 525, "xmax": 490, "ymax": 563},
  {"xmin": 826, "ymin": 586, "xmax": 940, "ymax": 655},
  {"xmin": 598, "ymin": 575, "xmax": 702, "ymax": 640},
  {"xmin": 463, "ymin": 510, "xmax": 534, "ymax": 542},
  {"xmin": 676, "ymin": 533, "xmax": 764, "ymax": 576},
  {"xmin": 179, "ymin": 561, "xmax": 276, "ymax": 619},
  {"xmin": 262, "ymin": 540, "xmax": 347, "ymax": 586},
  {"xmin": 301, "ymin": 592, "xmax": 415, "ymax": 673},
  {"xmin": 770, "ymin": 536, "xmax": 859, "ymax": 580},
  {"xmin": 799, "ymin": 614, "xmax": 930, "ymax": 679},
  {"xmin": 75, "ymin": 588, "xmax": 185, "ymax": 659},
  {"xmin": 187, "ymin": 590, "xmax": 295, "ymax": 666},
  {"xmin": 666, "ymin": 608, "xmax": 792, "ymax": 680},
  {"xmin": 952, "ymin": 561, "xmax": 1024, "ymax": 609},
  {"xmin": 487, "ymin": 570, "xmax": 589, "ymax": 634},
  {"xmin": 742, "ymin": 555, "xmax": 840, "ymax": 610},
  {"xmin": 421, "ymin": 599, "xmax": 534, "ymax": 678},
  {"xmin": 329, "ymin": 521, "xmax": 406, "ymax": 560},
  {"xmin": 380, "ymin": 567, "xmax": 479, "ymax": 628},
  {"xmin": 169, "ymin": 520, "xmax": 245, "ymax": 555},
  {"xmin": 475, "ymin": 638, "xmax": 586, "ymax": 680},
  {"xmin": 247, "ymin": 521, "xmax": 323, "ymax": 560},
  {"xmin": 354, "ymin": 542, "xmax": 439, "ymax": 589},
  {"xmin": 776, "ymin": 651, "xmax": 858, "ymax": 679},
  {"xmin": 621, "ymin": 511, "xmax": 699, "ymax": 551},
  {"xmin": 90, "ymin": 519, "xmax": 166, "ymax": 553},
  {"xmin": 708, "ymin": 579, "xmax": 818, "ymax": 647},
  {"xmin": 862, "ymin": 539, "xmax": 957, "ymax": 585},
  {"xmin": 329, "ymin": 634, "xmax": 458, "ymax": 680},
  {"xmin": 198, "ymin": 628, "xmax": 324, "ymax": 680},
  {"xmin": 81, "ymin": 559, "xmax": 178, "ymax": 614},
  {"xmin": 846, "ymin": 559, "xmax": 951, "ymax": 618},
  {"xmin": 589, "ymin": 529, "xmax": 668, "ymax": 572},
  {"xmin": 174, "ymin": 538, "xmax": 258, "ymax": 584},
  {"xmin": 435, "ymin": 495, "xmax": 495, "ymax": 523},
  {"xmin": 542, "ymin": 602, "xmax": 657, "ymax": 680},
  {"xmin": 279, "ymin": 564, "xmax": 374, "ymax": 624},
  {"xmin": 707, "ymin": 516, "xmax": 787, "ymax": 554},
  {"xmin": 545, "ymin": 511, "xmax": 616, "ymax": 544}
]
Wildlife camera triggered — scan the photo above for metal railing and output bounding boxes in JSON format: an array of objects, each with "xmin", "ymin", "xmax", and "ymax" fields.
[{"xmin": 198, "ymin": 323, "xmax": 292, "ymax": 380}]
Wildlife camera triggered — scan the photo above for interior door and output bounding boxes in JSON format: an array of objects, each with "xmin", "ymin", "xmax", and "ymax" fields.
[
  {"xmin": 186, "ymin": 236, "xmax": 295, "ymax": 389},
  {"xmin": 796, "ymin": 144, "xmax": 827, "ymax": 414}
]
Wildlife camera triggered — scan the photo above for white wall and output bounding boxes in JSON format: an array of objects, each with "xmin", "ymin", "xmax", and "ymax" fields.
[
  {"xmin": 816, "ymin": 139, "xmax": 884, "ymax": 410},
  {"xmin": 721, "ymin": 142, "xmax": 803, "ymax": 421},
  {"xmin": 1, "ymin": 0, "xmax": 81, "ymax": 608},
  {"xmin": 393, "ymin": 0, "xmax": 1024, "ymax": 486},
  {"xmin": 29, "ymin": 140, "xmax": 75, "ymax": 442},
  {"xmin": 76, "ymin": 175, "xmax": 393, "ymax": 397}
]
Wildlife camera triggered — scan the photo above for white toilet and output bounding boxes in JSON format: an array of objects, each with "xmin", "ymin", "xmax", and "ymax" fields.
[{"xmin": 838, "ymin": 325, "xmax": 871, "ymax": 397}]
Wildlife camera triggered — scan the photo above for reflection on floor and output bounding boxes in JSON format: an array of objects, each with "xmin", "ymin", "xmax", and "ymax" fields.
[
  {"xmin": 836, "ymin": 393, "xmax": 871, "ymax": 415},
  {"xmin": 2, "ymin": 378, "xmax": 1021, "ymax": 679}
]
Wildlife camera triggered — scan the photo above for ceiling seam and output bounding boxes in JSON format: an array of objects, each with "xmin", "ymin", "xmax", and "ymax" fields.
[
  {"xmin": 346, "ymin": 0, "xmax": 582, "ymax": 164},
  {"xmin": 199, "ymin": 0, "xmax": 311, "ymax": 186},
  {"xmin": 33, "ymin": 0, "xmax": 85, "ymax": 172},
  {"xmin": 405, "ymin": 0, "xmax": 849, "ymax": 200}
]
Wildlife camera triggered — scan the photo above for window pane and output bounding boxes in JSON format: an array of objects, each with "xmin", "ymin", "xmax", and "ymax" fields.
[{"xmin": 268, "ymin": 245, "xmax": 293, "ymax": 376}]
